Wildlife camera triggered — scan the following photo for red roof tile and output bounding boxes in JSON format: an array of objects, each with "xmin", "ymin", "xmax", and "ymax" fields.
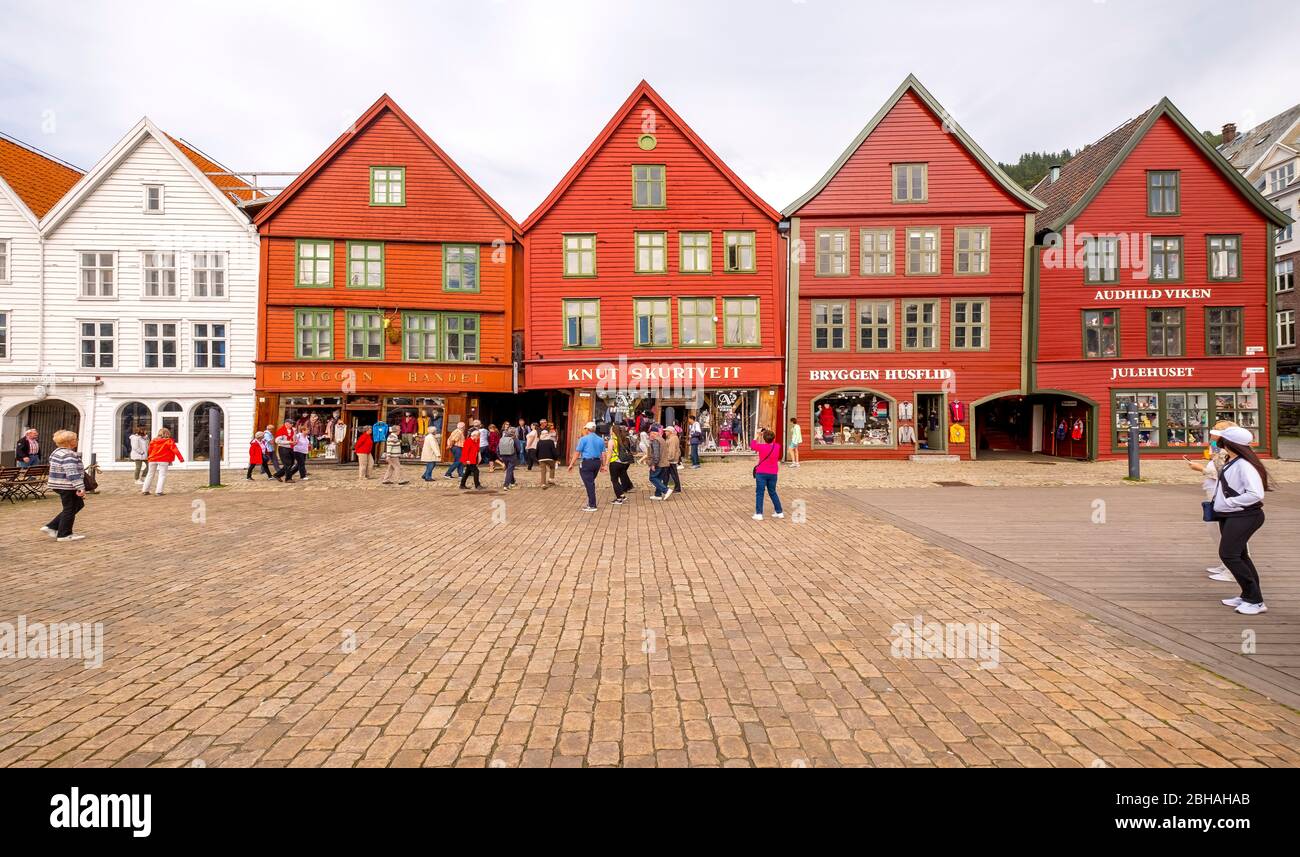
[
  {"xmin": 167, "ymin": 134, "xmax": 264, "ymax": 204},
  {"xmin": 0, "ymin": 134, "xmax": 83, "ymax": 218}
]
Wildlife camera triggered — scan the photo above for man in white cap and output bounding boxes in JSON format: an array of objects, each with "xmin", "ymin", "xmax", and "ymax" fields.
[{"xmin": 568, "ymin": 420, "xmax": 606, "ymax": 512}]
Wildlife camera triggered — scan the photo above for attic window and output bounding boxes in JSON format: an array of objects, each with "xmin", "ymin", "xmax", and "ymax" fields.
[
  {"xmin": 370, "ymin": 166, "xmax": 406, "ymax": 206},
  {"xmin": 143, "ymin": 184, "xmax": 164, "ymax": 214},
  {"xmin": 892, "ymin": 163, "xmax": 927, "ymax": 203}
]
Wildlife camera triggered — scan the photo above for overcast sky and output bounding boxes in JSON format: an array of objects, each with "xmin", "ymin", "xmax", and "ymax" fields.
[{"xmin": 3, "ymin": 0, "xmax": 1297, "ymax": 219}]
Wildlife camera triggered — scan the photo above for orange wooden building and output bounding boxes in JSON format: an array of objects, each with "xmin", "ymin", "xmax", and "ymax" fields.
[{"xmin": 251, "ymin": 95, "xmax": 521, "ymax": 463}]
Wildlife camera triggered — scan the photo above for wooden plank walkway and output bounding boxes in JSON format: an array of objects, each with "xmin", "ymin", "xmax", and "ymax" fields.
[{"xmin": 832, "ymin": 482, "xmax": 1300, "ymax": 708}]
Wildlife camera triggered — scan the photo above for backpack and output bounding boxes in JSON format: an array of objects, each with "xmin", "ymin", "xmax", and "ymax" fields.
[{"xmin": 499, "ymin": 435, "xmax": 516, "ymax": 457}]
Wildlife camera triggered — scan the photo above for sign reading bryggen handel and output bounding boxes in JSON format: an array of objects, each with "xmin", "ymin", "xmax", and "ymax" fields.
[{"xmin": 807, "ymin": 368, "xmax": 954, "ymax": 382}]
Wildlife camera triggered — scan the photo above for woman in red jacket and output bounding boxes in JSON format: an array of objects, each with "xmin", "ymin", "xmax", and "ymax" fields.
[
  {"xmin": 245, "ymin": 432, "xmax": 272, "ymax": 480},
  {"xmin": 354, "ymin": 426, "xmax": 374, "ymax": 480},
  {"xmin": 141, "ymin": 428, "xmax": 184, "ymax": 496},
  {"xmin": 459, "ymin": 425, "xmax": 482, "ymax": 490}
]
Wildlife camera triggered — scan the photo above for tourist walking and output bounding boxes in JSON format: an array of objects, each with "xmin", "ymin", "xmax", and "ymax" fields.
[
  {"xmin": 354, "ymin": 426, "xmax": 374, "ymax": 479},
  {"xmin": 663, "ymin": 424, "xmax": 683, "ymax": 493},
  {"xmin": 500, "ymin": 427, "xmax": 519, "ymax": 490},
  {"xmin": 750, "ymin": 427, "xmax": 784, "ymax": 520},
  {"xmin": 1186, "ymin": 420, "xmax": 1236, "ymax": 580},
  {"xmin": 15, "ymin": 428, "xmax": 40, "ymax": 468},
  {"xmin": 274, "ymin": 418, "xmax": 296, "ymax": 477},
  {"xmin": 486, "ymin": 424, "xmax": 503, "ymax": 471},
  {"xmin": 246, "ymin": 432, "xmax": 273, "ymax": 480},
  {"xmin": 788, "ymin": 418, "xmax": 802, "ymax": 467},
  {"xmin": 444, "ymin": 422, "xmax": 466, "ymax": 479},
  {"xmin": 536, "ymin": 429, "xmax": 559, "ymax": 489},
  {"xmin": 420, "ymin": 425, "xmax": 441, "ymax": 481},
  {"xmin": 1209, "ymin": 425, "xmax": 1270, "ymax": 615},
  {"xmin": 687, "ymin": 415, "xmax": 702, "ymax": 468},
  {"xmin": 608, "ymin": 423, "xmax": 634, "ymax": 504},
  {"xmin": 516, "ymin": 419, "xmax": 528, "ymax": 471},
  {"xmin": 141, "ymin": 427, "xmax": 183, "ymax": 495},
  {"xmin": 40, "ymin": 430, "xmax": 87, "ymax": 542},
  {"xmin": 567, "ymin": 420, "xmax": 605, "ymax": 511},
  {"xmin": 380, "ymin": 441, "xmax": 408, "ymax": 484},
  {"xmin": 129, "ymin": 425, "xmax": 149, "ymax": 481},
  {"xmin": 646, "ymin": 425, "xmax": 670, "ymax": 500},
  {"xmin": 292, "ymin": 426, "xmax": 311, "ymax": 481},
  {"xmin": 459, "ymin": 424, "xmax": 482, "ymax": 490},
  {"xmin": 525, "ymin": 422, "xmax": 540, "ymax": 470}
]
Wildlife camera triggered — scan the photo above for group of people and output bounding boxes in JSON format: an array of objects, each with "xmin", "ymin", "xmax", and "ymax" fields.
[
  {"xmin": 244, "ymin": 419, "xmax": 318, "ymax": 484},
  {"xmin": 440, "ymin": 419, "xmax": 560, "ymax": 490}
]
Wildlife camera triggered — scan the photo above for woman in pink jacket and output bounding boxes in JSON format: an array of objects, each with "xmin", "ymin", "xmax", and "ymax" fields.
[{"xmin": 750, "ymin": 427, "xmax": 784, "ymax": 521}]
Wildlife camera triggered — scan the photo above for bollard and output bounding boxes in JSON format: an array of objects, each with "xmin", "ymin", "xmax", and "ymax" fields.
[
  {"xmin": 1126, "ymin": 401, "xmax": 1140, "ymax": 480},
  {"xmin": 208, "ymin": 406, "xmax": 222, "ymax": 487}
]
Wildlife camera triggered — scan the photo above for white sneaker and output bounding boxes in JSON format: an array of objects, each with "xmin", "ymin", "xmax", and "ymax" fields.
[
  {"xmin": 650, "ymin": 495, "xmax": 664, "ymax": 501},
  {"xmin": 1208, "ymin": 571, "xmax": 1234, "ymax": 582},
  {"xmin": 752, "ymin": 514, "xmax": 764, "ymax": 521},
  {"xmin": 39, "ymin": 526, "xmax": 57, "ymax": 537},
  {"xmin": 57, "ymin": 534, "xmax": 85, "ymax": 542},
  {"xmin": 772, "ymin": 512, "xmax": 785, "ymax": 519},
  {"xmin": 1221, "ymin": 597, "xmax": 1245, "ymax": 608},
  {"xmin": 581, "ymin": 506, "xmax": 598, "ymax": 513},
  {"xmin": 1235, "ymin": 602, "xmax": 1267, "ymax": 615},
  {"xmin": 663, "ymin": 488, "xmax": 674, "ymax": 500},
  {"xmin": 1206, "ymin": 564, "xmax": 1229, "ymax": 575}
]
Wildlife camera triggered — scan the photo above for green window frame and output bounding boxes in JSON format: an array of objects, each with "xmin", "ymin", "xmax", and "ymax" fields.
[
  {"xmin": 1207, "ymin": 235, "xmax": 1241, "ymax": 282},
  {"xmin": 563, "ymin": 234, "xmax": 597, "ymax": 278},
  {"xmin": 1112, "ymin": 390, "xmax": 1257, "ymax": 452},
  {"xmin": 815, "ymin": 229, "xmax": 849, "ymax": 277},
  {"xmin": 951, "ymin": 299, "xmax": 990, "ymax": 350},
  {"xmin": 295, "ymin": 239, "xmax": 333, "ymax": 288},
  {"xmin": 402, "ymin": 312, "xmax": 441, "ymax": 362},
  {"xmin": 893, "ymin": 163, "xmax": 928, "ymax": 203},
  {"xmin": 346, "ymin": 310, "xmax": 384, "ymax": 361},
  {"xmin": 346, "ymin": 241, "xmax": 384, "ymax": 289},
  {"xmin": 563, "ymin": 299, "xmax": 601, "ymax": 349},
  {"xmin": 680, "ymin": 232, "xmax": 711, "ymax": 273},
  {"xmin": 858, "ymin": 300, "xmax": 893, "ymax": 351},
  {"xmin": 370, "ymin": 166, "xmax": 406, "ymax": 206},
  {"xmin": 905, "ymin": 227, "xmax": 940, "ymax": 276},
  {"xmin": 901, "ymin": 299, "xmax": 940, "ymax": 350},
  {"xmin": 722, "ymin": 297, "xmax": 759, "ymax": 347},
  {"xmin": 442, "ymin": 313, "xmax": 479, "ymax": 362},
  {"xmin": 811, "ymin": 301, "xmax": 848, "ymax": 351},
  {"xmin": 632, "ymin": 165, "xmax": 666, "ymax": 208},
  {"xmin": 633, "ymin": 297, "xmax": 671, "ymax": 347},
  {"xmin": 635, "ymin": 231, "xmax": 667, "ymax": 274},
  {"xmin": 294, "ymin": 308, "xmax": 334, "ymax": 359},
  {"xmin": 954, "ymin": 227, "xmax": 989, "ymax": 276},
  {"xmin": 724, "ymin": 231, "xmax": 755, "ymax": 273},
  {"xmin": 1147, "ymin": 170, "xmax": 1179, "ymax": 216},
  {"xmin": 1205, "ymin": 306, "xmax": 1243, "ymax": 356},
  {"xmin": 1082, "ymin": 308, "xmax": 1120, "ymax": 359},
  {"xmin": 678, "ymin": 297, "xmax": 716, "ymax": 347},
  {"xmin": 1083, "ymin": 236, "xmax": 1119, "ymax": 284},
  {"xmin": 1146, "ymin": 307, "xmax": 1184, "ymax": 357},
  {"xmin": 443, "ymin": 244, "xmax": 479, "ymax": 292},
  {"xmin": 1149, "ymin": 236, "xmax": 1183, "ymax": 283},
  {"xmin": 860, "ymin": 229, "xmax": 893, "ymax": 276}
]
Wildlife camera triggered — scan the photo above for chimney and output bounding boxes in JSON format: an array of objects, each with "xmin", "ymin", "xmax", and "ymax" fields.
[
  {"xmin": 1222, "ymin": 122, "xmax": 1237, "ymax": 144},
  {"xmin": 1049, "ymin": 165, "xmax": 1061, "ymax": 183}
]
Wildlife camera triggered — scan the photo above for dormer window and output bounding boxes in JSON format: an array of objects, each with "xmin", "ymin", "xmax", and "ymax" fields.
[
  {"xmin": 144, "ymin": 184, "xmax": 164, "ymax": 214},
  {"xmin": 370, "ymin": 167, "xmax": 406, "ymax": 206},
  {"xmin": 1268, "ymin": 162, "xmax": 1296, "ymax": 194}
]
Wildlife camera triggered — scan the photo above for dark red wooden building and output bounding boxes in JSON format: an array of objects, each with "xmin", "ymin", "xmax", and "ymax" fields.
[
  {"xmin": 1031, "ymin": 99, "xmax": 1291, "ymax": 459},
  {"xmin": 783, "ymin": 75, "xmax": 1042, "ymax": 460},
  {"xmin": 521, "ymin": 81, "xmax": 785, "ymax": 450}
]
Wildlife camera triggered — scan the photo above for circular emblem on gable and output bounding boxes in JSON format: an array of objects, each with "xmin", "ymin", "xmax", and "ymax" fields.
[{"xmin": 637, "ymin": 134, "xmax": 657, "ymax": 151}]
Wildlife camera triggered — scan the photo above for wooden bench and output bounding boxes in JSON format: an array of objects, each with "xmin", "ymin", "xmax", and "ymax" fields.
[{"xmin": 1, "ymin": 464, "xmax": 49, "ymax": 502}]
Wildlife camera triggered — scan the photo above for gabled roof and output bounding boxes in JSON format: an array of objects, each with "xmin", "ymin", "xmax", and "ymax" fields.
[
  {"xmin": 783, "ymin": 74, "xmax": 1043, "ymax": 217},
  {"xmin": 1218, "ymin": 102, "xmax": 1300, "ymax": 176},
  {"xmin": 252, "ymin": 94, "xmax": 521, "ymax": 235},
  {"xmin": 1033, "ymin": 98, "xmax": 1292, "ymax": 233},
  {"xmin": 522, "ymin": 80, "xmax": 781, "ymax": 231},
  {"xmin": 40, "ymin": 117, "xmax": 256, "ymax": 234},
  {"xmin": 0, "ymin": 132, "xmax": 83, "ymax": 219},
  {"xmin": 167, "ymin": 135, "xmax": 264, "ymax": 204}
]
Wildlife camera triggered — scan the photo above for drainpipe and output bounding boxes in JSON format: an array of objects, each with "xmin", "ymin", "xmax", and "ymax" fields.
[{"xmin": 37, "ymin": 235, "xmax": 45, "ymax": 372}]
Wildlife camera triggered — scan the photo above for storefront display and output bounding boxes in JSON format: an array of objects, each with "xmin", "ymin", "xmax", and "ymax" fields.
[
  {"xmin": 811, "ymin": 391, "xmax": 894, "ymax": 447},
  {"xmin": 1113, "ymin": 389, "xmax": 1258, "ymax": 450}
]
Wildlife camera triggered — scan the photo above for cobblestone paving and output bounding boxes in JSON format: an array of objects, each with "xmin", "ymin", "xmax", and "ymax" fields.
[{"xmin": 1, "ymin": 470, "xmax": 1299, "ymax": 768}]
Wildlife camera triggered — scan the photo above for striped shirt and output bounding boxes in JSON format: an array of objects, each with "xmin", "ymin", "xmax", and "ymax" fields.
[{"xmin": 46, "ymin": 447, "xmax": 85, "ymax": 491}]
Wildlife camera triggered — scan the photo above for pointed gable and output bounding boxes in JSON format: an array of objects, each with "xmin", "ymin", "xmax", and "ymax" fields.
[
  {"xmin": 0, "ymin": 133, "xmax": 82, "ymax": 219},
  {"xmin": 253, "ymin": 95, "xmax": 519, "ymax": 242}
]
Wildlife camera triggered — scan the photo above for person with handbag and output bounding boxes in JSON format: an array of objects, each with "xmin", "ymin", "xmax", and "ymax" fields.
[
  {"xmin": 40, "ymin": 430, "xmax": 87, "ymax": 542},
  {"xmin": 1186, "ymin": 420, "xmax": 1236, "ymax": 580},
  {"xmin": 1208, "ymin": 425, "xmax": 1270, "ymax": 615},
  {"xmin": 607, "ymin": 423, "xmax": 635, "ymax": 505},
  {"xmin": 750, "ymin": 427, "xmax": 784, "ymax": 521}
]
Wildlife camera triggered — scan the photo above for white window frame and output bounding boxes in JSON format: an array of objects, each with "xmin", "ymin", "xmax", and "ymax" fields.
[
  {"xmin": 192, "ymin": 321, "xmax": 230, "ymax": 370},
  {"xmin": 1279, "ymin": 309, "xmax": 1296, "ymax": 349},
  {"xmin": 143, "ymin": 183, "xmax": 165, "ymax": 214},
  {"xmin": 1268, "ymin": 162, "xmax": 1295, "ymax": 194},
  {"xmin": 141, "ymin": 319, "xmax": 181, "ymax": 371},
  {"xmin": 1277, "ymin": 259, "xmax": 1295, "ymax": 293},
  {"xmin": 78, "ymin": 251, "xmax": 117, "ymax": 300},
  {"xmin": 191, "ymin": 252, "xmax": 228, "ymax": 300},
  {"xmin": 0, "ymin": 239, "xmax": 10, "ymax": 284},
  {"xmin": 78, "ymin": 319, "xmax": 117, "ymax": 370},
  {"xmin": 141, "ymin": 251, "xmax": 179, "ymax": 300},
  {"xmin": 0, "ymin": 309, "xmax": 9, "ymax": 361}
]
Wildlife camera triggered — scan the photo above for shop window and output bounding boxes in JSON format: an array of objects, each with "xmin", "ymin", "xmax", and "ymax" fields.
[
  {"xmin": 1147, "ymin": 170, "xmax": 1179, "ymax": 215},
  {"xmin": 192, "ymin": 252, "xmax": 226, "ymax": 298},
  {"xmin": 403, "ymin": 312, "xmax": 441, "ymax": 361},
  {"xmin": 563, "ymin": 300, "xmax": 600, "ymax": 348},
  {"xmin": 296, "ymin": 240, "xmax": 333, "ymax": 287},
  {"xmin": 635, "ymin": 232, "xmax": 667, "ymax": 274},
  {"xmin": 1207, "ymin": 235, "xmax": 1240, "ymax": 282},
  {"xmin": 680, "ymin": 232, "xmax": 711, "ymax": 273},
  {"xmin": 699, "ymin": 389, "xmax": 758, "ymax": 451},
  {"xmin": 951, "ymin": 299, "xmax": 988, "ymax": 350},
  {"xmin": 901, "ymin": 299, "xmax": 939, "ymax": 350},
  {"xmin": 857, "ymin": 301, "xmax": 892, "ymax": 351},
  {"xmin": 1205, "ymin": 306, "xmax": 1242, "ymax": 356},
  {"xmin": 191, "ymin": 402, "xmax": 225, "ymax": 461},
  {"xmin": 117, "ymin": 402, "xmax": 152, "ymax": 461},
  {"xmin": 142, "ymin": 321, "xmax": 179, "ymax": 369},
  {"xmin": 905, "ymin": 227, "xmax": 940, "ymax": 276},
  {"xmin": 370, "ymin": 166, "xmax": 405, "ymax": 206},
  {"xmin": 1149, "ymin": 236, "xmax": 1182, "ymax": 282},
  {"xmin": 811, "ymin": 301, "xmax": 848, "ymax": 351},
  {"xmin": 724, "ymin": 231, "xmax": 755, "ymax": 273},
  {"xmin": 634, "ymin": 298, "xmax": 670, "ymax": 347},
  {"xmin": 723, "ymin": 297, "xmax": 759, "ymax": 347},
  {"xmin": 443, "ymin": 314, "xmax": 479, "ymax": 362},
  {"xmin": 815, "ymin": 229, "xmax": 849, "ymax": 276},
  {"xmin": 1082, "ymin": 309, "xmax": 1119, "ymax": 358},
  {"xmin": 892, "ymin": 163, "xmax": 927, "ymax": 203},
  {"xmin": 678, "ymin": 297, "xmax": 715, "ymax": 347},
  {"xmin": 346, "ymin": 310, "xmax": 384, "ymax": 360},
  {"xmin": 860, "ymin": 229, "xmax": 893, "ymax": 275},
  {"xmin": 1114, "ymin": 392, "xmax": 1160, "ymax": 449},
  {"xmin": 563, "ymin": 234, "xmax": 596, "ymax": 278},
  {"xmin": 347, "ymin": 242, "xmax": 384, "ymax": 288},
  {"xmin": 1114, "ymin": 390, "xmax": 1257, "ymax": 450},
  {"xmin": 954, "ymin": 227, "xmax": 989, "ymax": 275},
  {"xmin": 632, "ymin": 165, "xmax": 665, "ymax": 208},
  {"xmin": 193, "ymin": 322, "xmax": 228, "ymax": 369},
  {"xmin": 443, "ymin": 244, "xmax": 478, "ymax": 292},
  {"xmin": 1165, "ymin": 392, "xmax": 1209, "ymax": 448},
  {"xmin": 1215, "ymin": 390, "xmax": 1260, "ymax": 443},
  {"xmin": 295, "ymin": 309, "xmax": 333, "ymax": 359},
  {"xmin": 1146, "ymin": 307, "xmax": 1184, "ymax": 357},
  {"xmin": 812, "ymin": 391, "xmax": 894, "ymax": 446}
]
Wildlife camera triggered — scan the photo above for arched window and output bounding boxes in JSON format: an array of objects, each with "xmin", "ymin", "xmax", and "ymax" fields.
[
  {"xmin": 811, "ymin": 390, "xmax": 895, "ymax": 446},
  {"xmin": 191, "ymin": 402, "xmax": 225, "ymax": 461},
  {"xmin": 159, "ymin": 401, "xmax": 182, "ymax": 443},
  {"xmin": 117, "ymin": 402, "xmax": 152, "ymax": 460}
]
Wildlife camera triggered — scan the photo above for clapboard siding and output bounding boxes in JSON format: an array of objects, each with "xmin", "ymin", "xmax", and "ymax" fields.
[
  {"xmin": 264, "ymin": 305, "xmax": 509, "ymax": 365},
  {"xmin": 0, "ymin": 189, "xmax": 41, "ymax": 369}
]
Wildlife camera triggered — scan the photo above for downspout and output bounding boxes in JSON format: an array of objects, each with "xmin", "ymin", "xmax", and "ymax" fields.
[{"xmin": 777, "ymin": 219, "xmax": 790, "ymax": 456}]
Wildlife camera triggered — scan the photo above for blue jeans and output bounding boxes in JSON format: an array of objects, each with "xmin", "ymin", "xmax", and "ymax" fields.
[
  {"xmin": 504, "ymin": 458, "xmax": 516, "ymax": 487},
  {"xmin": 579, "ymin": 458, "xmax": 600, "ymax": 507},
  {"xmin": 755, "ymin": 473, "xmax": 782, "ymax": 515},
  {"xmin": 444, "ymin": 446, "xmax": 463, "ymax": 477},
  {"xmin": 649, "ymin": 466, "xmax": 669, "ymax": 497},
  {"xmin": 690, "ymin": 440, "xmax": 700, "ymax": 467},
  {"xmin": 422, "ymin": 462, "xmax": 437, "ymax": 480},
  {"xmin": 18, "ymin": 453, "xmax": 40, "ymax": 469}
]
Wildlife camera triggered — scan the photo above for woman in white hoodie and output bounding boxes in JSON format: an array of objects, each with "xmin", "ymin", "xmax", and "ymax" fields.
[
  {"xmin": 128, "ymin": 426, "xmax": 149, "ymax": 482},
  {"xmin": 1209, "ymin": 425, "xmax": 1270, "ymax": 616}
]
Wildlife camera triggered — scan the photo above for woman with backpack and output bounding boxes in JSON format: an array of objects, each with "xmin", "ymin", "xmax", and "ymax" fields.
[
  {"xmin": 608, "ymin": 423, "xmax": 635, "ymax": 505},
  {"xmin": 141, "ymin": 427, "xmax": 184, "ymax": 496},
  {"xmin": 750, "ymin": 427, "xmax": 784, "ymax": 521},
  {"xmin": 1208, "ymin": 425, "xmax": 1270, "ymax": 616},
  {"xmin": 499, "ymin": 427, "xmax": 519, "ymax": 490}
]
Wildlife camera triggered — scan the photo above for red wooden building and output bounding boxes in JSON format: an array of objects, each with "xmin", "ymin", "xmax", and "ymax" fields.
[
  {"xmin": 251, "ymin": 94, "xmax": 521, "ymax": 463},
  {"xmin": 521, "ymin": 81, "xmax": 785, "ymax": 450},
  {"xmin": 1031, "ymin": 99, "xmax": 1291, "ymax": 459},
  {"xmin": 783, "ymin": 76, "xmax": 1041, "ymax": 460}
]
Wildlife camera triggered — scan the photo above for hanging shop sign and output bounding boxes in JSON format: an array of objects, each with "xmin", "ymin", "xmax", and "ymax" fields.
[{"xmin": 807, "ymin": 368, "xmax": 955, "ymax": 383}]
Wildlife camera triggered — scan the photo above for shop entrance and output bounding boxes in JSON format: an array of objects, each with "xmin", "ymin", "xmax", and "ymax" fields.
[
  {"xmin": 915, "ymin": 392, "xmax": 947, "ymax": 452},
  {"xmin": 345, "ymin": 408, "xmax": 378, "ymax": 464},
  {"xmin": 974, "ymin": 394, "xmax": 1093, "ymax": 460},
  {"xmin": 3, "ymin": 398, "xmax": 81, "ymax": 466}
]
